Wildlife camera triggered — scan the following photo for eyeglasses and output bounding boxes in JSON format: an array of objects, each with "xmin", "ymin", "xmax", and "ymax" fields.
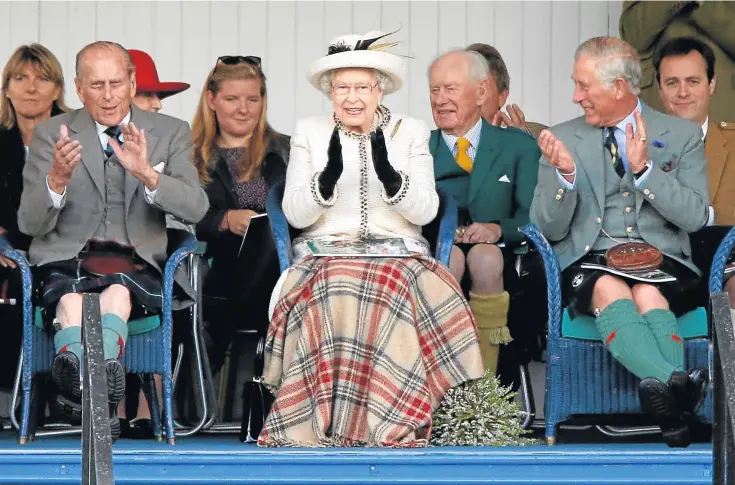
[
  {"xmin": 213, "ymin": 55, "xmax": 262, "ymax": 75},
  {"xmin": 332, "ymin": 82, "xmax": 379, "ymax": 97}
]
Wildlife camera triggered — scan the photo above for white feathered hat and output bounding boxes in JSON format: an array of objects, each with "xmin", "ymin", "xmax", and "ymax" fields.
[{"xmin": 307, "ymin": 30, "xmax": 406, "ymax": 96}]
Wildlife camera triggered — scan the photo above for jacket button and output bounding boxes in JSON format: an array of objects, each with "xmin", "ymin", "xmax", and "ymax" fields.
[
  {"xmin": 649, "ymin": 194, "xmax": 655, "ymax": 200},
  {"xmin": 584, "ymin": 245, "xmax": 590, "ymax": 252},
  {"xmin": 555, "ymin": 194, "xmax": 562, "ymax": 200},
  {"xmin": 595, "ymin": 217, "xmax": 601, "ymax": 223},
  {"xmin": 622, "ymin": 192, "xmax": 630, "ymax": 197},
  {"xmin": 625, "ymin": 207, "xmax": 632, "ymax": 213},
  {"xmin": 557, "ymin": 188, "xmax": 564, "ymax": 195},
  {"xmin": 626, "ymin": 226, "xmax": 633, "ymax": 233},
  {"xmin": 643, "ymin": 189, "xmax": 650, "ymax": 195}
]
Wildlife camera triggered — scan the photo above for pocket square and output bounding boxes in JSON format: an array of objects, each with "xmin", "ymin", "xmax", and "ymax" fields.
[
  {"xmin": 661, "ymin": 158, "xmax": 679, "ymax": 172},
  {"xmin": 152, "ymin": 162, "xmax": 165, "ymax": 173},
  {"xmin": 498, "ymin": 174, "xmax": 511, "ymax": 183}
]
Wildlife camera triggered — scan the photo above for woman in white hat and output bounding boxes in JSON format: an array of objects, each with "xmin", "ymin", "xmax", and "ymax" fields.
[{"xmin": 259, "ymin": 31, "xmax": 483, "ymax": 447}]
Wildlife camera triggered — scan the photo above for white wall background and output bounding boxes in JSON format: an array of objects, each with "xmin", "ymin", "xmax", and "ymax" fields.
[{"xmin": 0, "ymin": 0, "xmax": 623, "ymax": 135}]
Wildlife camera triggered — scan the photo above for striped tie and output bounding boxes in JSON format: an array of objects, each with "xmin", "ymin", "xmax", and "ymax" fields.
[
  {"xmin": 604, "ymin": 127, "xmax": 625, "ymax": 178},
  {"xmin": 455, "ymin": 137, "xmax": 473, "ymax": 173},
  {"xmin": 104, "ymin": 125, "xmax": 122, "ymax": 158}
]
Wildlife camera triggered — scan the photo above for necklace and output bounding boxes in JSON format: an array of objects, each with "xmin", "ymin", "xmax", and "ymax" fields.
[{"xmin": 332, "ymin": 106, "xmax": 392, "ymax": 238}]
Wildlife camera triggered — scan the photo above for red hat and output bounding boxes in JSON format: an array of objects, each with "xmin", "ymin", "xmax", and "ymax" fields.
[{"xmin": 128, "ymin": 49, "xmax": 190, "ymax": 99}]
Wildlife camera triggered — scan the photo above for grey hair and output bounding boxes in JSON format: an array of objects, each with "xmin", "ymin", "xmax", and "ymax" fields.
[
  {"xmin": 575, "ymin": 37, "xmax": 642, "ymax": 95},
  {"xmin": 75, "ymin": 41, "xmax": 135, "ymax": 79},
  {"xmin": 317, "ymin": 68, "xmax": 392, "ymax": 95},
  {"xmin": 427, "ymin": 49, "xmax": 490, "ymax": 85}
]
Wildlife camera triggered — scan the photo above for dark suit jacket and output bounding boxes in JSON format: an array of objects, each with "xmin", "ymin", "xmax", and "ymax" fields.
[
  {"xmin": 196, "ymin": 136, "xmax": 289, "ymax": 356},
  {"xmin": 431, "ymin": 120, "xmax": 541, "ymax": 246},
  {"xmin": 196, "ymin": 134, "xmax": 289, "ymax": 245},
  {"xmin": 0, "ymin": 104, "xmax": 64, "ymax": 250}
]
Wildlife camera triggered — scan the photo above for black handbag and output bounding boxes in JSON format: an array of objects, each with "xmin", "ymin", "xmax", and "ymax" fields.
[{"xmin": 238, "ymin": 335, "xmax": 275, "ymax": 443}]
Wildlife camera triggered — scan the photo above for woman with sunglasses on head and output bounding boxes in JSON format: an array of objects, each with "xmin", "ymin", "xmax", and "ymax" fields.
[
  {"xmin": 258, "ymin": 31, "xmax": 483, "ymax": 447},
  {"xmin": 193, "ymin": 56, "xmax": 290, "ymax": 380}
]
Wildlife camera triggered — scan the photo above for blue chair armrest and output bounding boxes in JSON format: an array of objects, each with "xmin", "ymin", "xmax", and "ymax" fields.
[
  {"xmin": 161, "ymin": 229, "xmax": 200, "ymax": 440},
  {"xmin": 519, "ymin": 223, "xmax": 562, "ymax": 339},
  {"xmin": 434, "ymin": 189, "xmax": 457, "ymax": 267},
  {"xmin": 709, "ymin": 225, "xmax": 735, "ymax": 294},
  {"xmin": 265, "ymin": 182, "xmax": 456, "ymax": 269},
  {"xmin": 0, "ymin": 233, "xmax": 34, "ymax": 427},
  {"xmin": 267, "ymin": 179, "xmax": 293, "ymax": 274}
]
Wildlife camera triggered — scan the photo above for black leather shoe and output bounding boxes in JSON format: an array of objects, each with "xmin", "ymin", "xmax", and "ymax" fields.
[
  {"xmin": 669, "ymin": 368, "xmax": 709, "ymax": 414},
  {"xmin": 51, "ymin": 352, "xmax": 81, "ymax": 400},
  {"xmin": 639, "ymin": 377, "xmax": 691, "ymax": 448},
  {"xmin": 120, "ymin": 418, "xmax": 131, "ymax": 438},
  {"xmin": 126, "ymin": 418, "xmax": 154, "ymax": 440},
  {"xmin": 105, "ymin": 359, "xmax": 126, "ymax": 410}
]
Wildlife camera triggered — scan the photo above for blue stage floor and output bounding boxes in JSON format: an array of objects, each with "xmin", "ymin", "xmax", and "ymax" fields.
[{"xmin": 0, "ymin": 435, "xmax": 713, "ymax": 485}]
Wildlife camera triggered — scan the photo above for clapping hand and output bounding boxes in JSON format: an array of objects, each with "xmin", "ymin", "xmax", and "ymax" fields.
[
  {"xmin": 108, "ymin": 122, "xmax": 158, "ymax": 190},
  {"xmin": 625, "ymin": 110, "xmax": 649, "ymax": 175},
  {"xmin": 492, "ymin": 104, "xmax": 530, "ymax": 135},
  {"xmin": 317, "ymin": 127, "xmax": 343, "ymax": 200},
  {"xmin": 48, "ymin": 124, "xmax": 82, "ymax": 194},
  {"xmin": 538, "ymin": 130, "xmax": 576, "ymax": 177},
  {"xmin": 370, "ymin": 128, "xmax": 402, "ymax": 198}
]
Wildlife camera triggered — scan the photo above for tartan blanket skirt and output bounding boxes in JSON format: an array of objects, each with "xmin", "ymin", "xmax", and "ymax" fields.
[{"xmin": 258, "ymin": 255, "xmax": 484, "ymax": 447}]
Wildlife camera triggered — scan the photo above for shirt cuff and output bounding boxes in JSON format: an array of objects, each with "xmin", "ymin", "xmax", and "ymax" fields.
[
  {"xmin": 555, "ymin": 169, "xmax": 576, "ymax": 189},
  {"xmin": 46, "ymin": 176, "xmax": 66, "ymax": 209},
  {"xmin": 144, "ymin": 186, "xmax": 157, "ymax": 204},
  {"xmin": 706, "ymin": 205, "xmax": 715, "ymax": 226},
  {"xmin": 633, "ymin": 161, "xmax": 654, "ymax": 187}
]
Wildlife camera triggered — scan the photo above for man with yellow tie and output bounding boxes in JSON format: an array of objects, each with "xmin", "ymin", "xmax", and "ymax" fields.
[{"xmin": 428, "ymin": 49, "xmax": 541, "ymax": 376}]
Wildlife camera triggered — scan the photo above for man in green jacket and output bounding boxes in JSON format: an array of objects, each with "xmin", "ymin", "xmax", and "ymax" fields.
[
  {"xmin": 620, "ymin": 1, "xmax": 735, "ymax": 122},
  {"xmin": 427, "ymin": 49, "xmax": 541, "ymax": 377}
]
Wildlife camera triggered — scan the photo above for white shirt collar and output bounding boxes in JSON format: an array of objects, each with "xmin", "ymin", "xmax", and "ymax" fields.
[
  {"xmin": 701, "ymin": 117, "xmax": 709, "ymax": 140},
  {"xmin": 95, "ymin": 110, "xmax": 132, "ymax": 140},
  {"xmin": 613, "ymin": 98, "xmax": 643, "ymax": 134},
  {"xmin": 441, "ymin": 117, "xmax": 483, "ymax": 151}
]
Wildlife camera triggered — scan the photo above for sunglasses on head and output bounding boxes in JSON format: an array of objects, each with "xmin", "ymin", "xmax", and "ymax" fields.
[{"xmin": 213, "ymin": 55, "xmax": 262, "ymax": 74}]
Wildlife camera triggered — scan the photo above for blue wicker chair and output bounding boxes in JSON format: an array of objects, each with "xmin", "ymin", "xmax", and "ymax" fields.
[
  {"xmin": 0, "ymin": 230, "xmax": 202, "ymax": 445},
  {"xmin": 520, "ymin": 223, "xmax": 714, "ymax": 445},
  {"xmin": 708, "ymin": 225, "xmax": 735, "ymax": 296},
  {"xmin": 266, "ymin": 180, "xmax": 457, "ymax": 271}
]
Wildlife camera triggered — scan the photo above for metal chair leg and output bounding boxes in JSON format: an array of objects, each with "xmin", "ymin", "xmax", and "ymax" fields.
[
  {"xmin": 141, "ymin": 373, "xmax": 163, "ymax": 441},
  {"xmin": 170, "ymin": 255, "xmax": 214, "ymax": 437},
  {"xmin": 518, "ymin": 364, "xmax": 535, "ymax": 430}
]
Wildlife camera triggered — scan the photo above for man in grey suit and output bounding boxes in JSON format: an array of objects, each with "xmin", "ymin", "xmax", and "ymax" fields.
[
  {"xmin": 530, "ymin": 37, "xmax": 708, "ymax": 448},
  {"xmin": 18, "ymin": 41, "xmax": 208, "ymax": 437}
]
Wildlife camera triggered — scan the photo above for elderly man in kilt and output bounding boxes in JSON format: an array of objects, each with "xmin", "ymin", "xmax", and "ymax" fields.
[{"xmin": 18, "ymin": 41, "xmax": 208, "ymax": 439}]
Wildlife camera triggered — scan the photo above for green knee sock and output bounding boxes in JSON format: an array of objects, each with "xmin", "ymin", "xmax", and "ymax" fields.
[
  {"xmin": 643, "ymin": 309, "xmax": 685, "ymax": 371},
  {"xmin": 101, "ymin": 313, "xmax": 128, "ymax": 361},
  {"xmin": 595, "ymin": 299, "xmax": 675, "ymax": 383},
  {"xmin": 54, "ymin": 326, "xmax": 82, "ymax": 360}
]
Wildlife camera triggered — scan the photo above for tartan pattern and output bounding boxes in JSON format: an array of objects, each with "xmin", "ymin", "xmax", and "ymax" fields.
[
  {"xmin": 605, "ymin": 127, "xmax": 626, "ymax": 178},
  {"xmin": 258, "ymin": 256, "xmax": 484, "ymax": 447}
]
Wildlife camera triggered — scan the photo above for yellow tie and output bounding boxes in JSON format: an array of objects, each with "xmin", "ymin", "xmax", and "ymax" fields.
[{"xmin": 455, "ymin": 137, "xmax": 473, "ymax": 173}]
